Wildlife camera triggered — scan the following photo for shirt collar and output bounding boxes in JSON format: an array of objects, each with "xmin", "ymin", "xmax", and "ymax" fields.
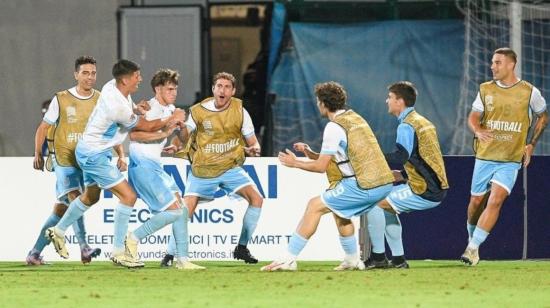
[{"xmin": 398, "ymin": 107, "xmax": 415, "ymax": 123}]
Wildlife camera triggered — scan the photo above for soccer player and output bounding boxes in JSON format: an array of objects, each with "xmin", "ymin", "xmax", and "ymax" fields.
[
  {"xmin": 161, "ymin": 72, "xmax": 263, "ymax": 266},
  {"xmin": 45, "ymin": 59, "xmax": 185, "ymax": 268},
  {"xmin": 261, "ymin": 81, "xmax": 394, "ymax": 272},
  {"xmin": 125, "ymin": 69, "xmax": 204, "ymax": 270},
  {"xmin": 365, "ymin": 81, "xmax": 449, "ymax": 269},
  {"xmin": 461, "ymin": 47, "xmax": 548, "ymax": 266},
  {"xmin": 27, "ymin": 56, "xmax": 103, "ymax": 265}
]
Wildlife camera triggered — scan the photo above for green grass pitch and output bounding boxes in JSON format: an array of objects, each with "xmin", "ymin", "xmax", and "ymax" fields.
[{"xmin": 1, "ymin": 260, "xmax": 549, "ymax": 307}]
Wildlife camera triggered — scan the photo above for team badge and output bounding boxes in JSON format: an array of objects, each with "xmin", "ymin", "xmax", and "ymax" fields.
[{"xmin": 485, "ymin": 95, "xmax": 494, "ymax": 112}]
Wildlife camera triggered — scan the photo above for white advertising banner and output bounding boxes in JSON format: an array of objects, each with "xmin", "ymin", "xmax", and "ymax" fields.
[{"xmin": 0, "ymin": 157, "xmax": 359, "ymax": 262}]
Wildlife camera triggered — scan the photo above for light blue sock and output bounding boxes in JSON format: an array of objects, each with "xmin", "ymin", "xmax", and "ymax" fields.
[
  {"xmin": 367, "ymin": 206, "xmax": 386, "ymax": 254},
  {"xmin": 113, "ymin": 204, "xmax": 133, "ymax": 251},
  {"xmin": 384, "ymin": 211, "xmax": 404, "ymax": 256},
  {"xmin": 167, "ymin": 233, "xmax": 177, "ymax": 256},
  {"xmin": 287, "ymin": 232, "xmax": 308, "ymax": 257},
  {"xmin": 31, "ymin": 213, "xmax": 61, "ymax": 253},
  {"xmin": 469, "ymin": 227, "xmax": 489, "ymax": 249},
  {"xmin": 133, "ymin": 210, "xmax": 181, "ymax": 240},
  {"xmin": 339, "ymin": 235, "xmax": 358, "ymax": 256},
  {"xmin": 72, "ymin": 217, "xmax": 88, "ymax": 249},
  {"xmin": 172, "ymin": 207, "xmax": 189, "ymax": 259},
  {"xmin": 56, "ymin": 198, "xmax": 89, "ymax": 233},
  {"xmin": 467, "ymin": 223, "xmax": 476, "ymax": 241},
  {"xmin": 238, "ymin": 206, "xmax": 262, "ymax": 246}
]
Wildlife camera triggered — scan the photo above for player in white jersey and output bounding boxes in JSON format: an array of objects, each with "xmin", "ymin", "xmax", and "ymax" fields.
[
  {"xmin": 125, "ymin": 69, "xmax": 203, "ymax": 270},
  {"xmin": 262, "ymin": 82, "xmax": 393, "ymax": 272},
  {"xmin": 46, "ymin": 60, "xmax": 185, "ymax": 268},
  {"xmin": 461, "ymin": 48, "xmax": 548, "ymax": 266},
  {"xmin": 27, "ymin": 56, "xmax": 102, "ymax": 265}
]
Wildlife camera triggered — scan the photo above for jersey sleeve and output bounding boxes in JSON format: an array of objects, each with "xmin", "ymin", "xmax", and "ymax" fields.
[
  {"xmin": 530, "ymin": 87, "xmax": 547, "ymax": 114},
  {"xmin": 185, "ymin": 112, "xmax": 197, "ymax": 133},
  {"xmin": 241, "ymin": 108, "xmax": 255, "ymax": 138},
  {"xmin": 395, "ymin": 123, "xmax": 415, "ymax": 159},
  {"xmin": 471, "ymin": 92, "xmax": 484, "ymax": 112},
  {"xmin": 43, "ymin": 96, "xmax": 59, "ymax": 125},
  {"xmin": 320, "ymin": 122, "xmax": 345, "ymax": 155},
  {"xmin": 110, "ymin": 103, "xmax": 139, "ymax": 129}
]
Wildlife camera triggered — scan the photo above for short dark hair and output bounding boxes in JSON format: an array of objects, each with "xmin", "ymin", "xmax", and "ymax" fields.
[
  {"xmin": 112, "ymin": 59, "xmax": 140, "ymax": 81},
  {"xmin": 494, "ymin": 47, "xmax": 517, "ymax": 64},
  {"xmin": 75, "ymin": 56, "xmax": 96, "ymax": 72},
  {"xmin": 388, "ymin": 81, "xmax": 417, "ymax": 107},
  {"xmin": 213, "ymin": 72, "xmax": 236, "ymax": 87},
  {"xmin": 151, "ymin": 69, "xmax": 179, "ymax": 92},
  {"xmin": 314, "ymin": 81, "xmax": 347, "ymax": 112}
]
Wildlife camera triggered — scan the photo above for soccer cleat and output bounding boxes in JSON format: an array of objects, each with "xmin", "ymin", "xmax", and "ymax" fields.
[
  {"xmin": 45, "ymin": 227, "xmax": 69, "ymax": 259},
  {"xmin": 124, "ymin": 233, "xmax": 139, "ymax": 260},
  {"xmin": 334, "ymin": 259, "xmax": 366, "ymax": 271},
  {"xmin": 389, "ymin": 260, "xmax": 410, "ymax": 269},
  {"xmin": 260, "ymin": 259, "xmax": 297, "ymax": 272},
  {"xmin": 160, "ymin": 254, "xmax": 174, "ymax": 267},
  {"xmin": 175, "ymin": 260, "xmax": 206, "ymax": 270},
  {"xmin": 364, "ymin": 257, "xmax": 389, "ymax": 270},
  {"xmin": 110, "ymin": 252, "xmax": 144, "ymax": 269},
  {"xmin": 81, "ymin": 246, "xmax": 102, "ymax": 264},
  {"xmin": 26, "ymin": 252, "xmax": 50, "ymax": 266},
  {"xmin": 233, "ymin": 245, "xmax": 258, "ymax": 264},
  {"xmin": 461, "ymin": 247, "xmax": 480, "ymax": 266}
]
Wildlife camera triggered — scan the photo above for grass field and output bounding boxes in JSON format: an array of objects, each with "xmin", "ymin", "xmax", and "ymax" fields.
[{"xmin": 1, "ymin": 260, "xmax": 549, "ymax": 307}]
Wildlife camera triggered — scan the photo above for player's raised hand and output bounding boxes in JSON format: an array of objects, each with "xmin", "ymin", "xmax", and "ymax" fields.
[
  {"xmin": 278, "ymin": 149, "xmax": 297, "ymax": 167},
  {"xmin": 162, "ymin": 144, "xmax": 178, "ymax": 155},
  {"xmin": 172, "ymin": 108, "xmax": 186, "ymax": 123},
  {"xmin": 33, "ymin": 153, "xmax": 44, "ymax": 171},
  {"xmin": 523, "ymin": 143, "xmax": 534, "ymax": 167},
  {"xmin": 474, "ymin": 128, "xmax": 494, "ymax": 142},
  {"xmin": 244, "ymin": 145, "xmax": 261, "ymax": 157},
  {"xmin": 293, "ymin": 142, "xmax": 310, "ymax": 154},
  {"xmin": 135, "ymin": 100, "xmax": 150, "ymax": 115},
  {"xmin": 163, "ymin": 120, "xmax": 179, "ymax": 136}
]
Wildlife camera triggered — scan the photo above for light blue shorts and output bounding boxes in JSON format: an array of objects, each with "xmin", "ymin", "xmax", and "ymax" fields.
[
  {"xmin": 76, "ymin": 148, "xmax": 124, "ymax": 189},
  {"xmin": 186, "ymin": 167, "xmax": 256, "ymax": 200},
  {"xmin": 53, "ymin": 159, "xmax": 84, "ymax": 201},
  {"xmin": 471, "ymin": 159, "xmax": 520, "ymax": 195},
  {"xmin": 386, "ymin": 184, "xmax": 440, "ymax": 214},
  {"xmin": 321, "ymin": 178, "xmax": 392, "ymax": 219},
  {"xmin": 129, "ymin": 160, "xmax": 180, "ymax": 212}
]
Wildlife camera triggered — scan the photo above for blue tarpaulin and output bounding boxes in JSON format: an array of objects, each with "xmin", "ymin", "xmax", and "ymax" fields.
[{"xmin": 269, "ymin": 20, "xmax": 464, "ymax": 155}]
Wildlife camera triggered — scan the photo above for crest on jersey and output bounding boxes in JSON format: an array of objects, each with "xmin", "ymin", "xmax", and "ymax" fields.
[
  {"xmin": 485, "ymin": 95, "xmax": 495, "ymax": 112},
  {"xmin": 66, "ymin": 106, "xmax": 77, "ymax": 123},
  {"xmin": 203, "ymin": 120, "xmax": 214, "ymax": 136},
  {"xmin": 203, "ymin": 120, "xmax": 213, "ymax": 130}
]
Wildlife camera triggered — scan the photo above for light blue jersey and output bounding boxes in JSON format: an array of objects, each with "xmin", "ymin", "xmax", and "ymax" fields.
[
  {"xmin": 75, "ymin": 80, "xmax": 138, "ymax": 188},
  {"xmin": 129, "ymin": 98, "xmax": 179, "ymax": 212}
]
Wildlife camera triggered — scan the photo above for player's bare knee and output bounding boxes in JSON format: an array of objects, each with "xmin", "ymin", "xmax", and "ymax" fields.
[
  {"xmin": 123, "ymin": 192, "xmax": 137, "ymax": 206},
  {"xmin": 67, "ymin": 190, "xmax": 81, "ymax": 202},
  {"xmin": 53, "ymin": 203, "xmax": 68, "ymax": 217},
  {"xmin": 469, "ymin": 195, "xmax": 485, "ymax": 209},
  {"xmin": 250, "ymin": 194, "xmax": 263, "ymax": 207}
]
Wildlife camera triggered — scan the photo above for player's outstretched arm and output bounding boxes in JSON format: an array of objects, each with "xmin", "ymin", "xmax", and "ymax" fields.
[
  {"xmin": 293, "ymin": 142, "xmax": 319, "ymax": 160},
  {"xmin": 33, "ymin": 121, "xmax": 52, "ymax": 171},
  {"xmin": 129, "ymin": 121, "xmax": 177, "ymax": 143},
  {"xmin": 133, "ymin": 108, "xmax": 186, "ymax": 133},
  {"xmin": 278, "ymin": 149, "xmax": 331, "ymax": 173},
  {"xmin": 244, "ymin": 135, "xmax": 261, "ymax": 157}
]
